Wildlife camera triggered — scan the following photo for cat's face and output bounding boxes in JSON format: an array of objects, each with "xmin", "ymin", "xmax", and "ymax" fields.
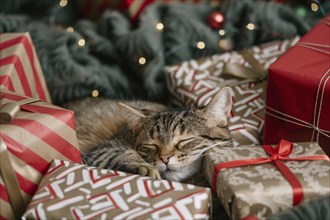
[{"xmin": 120, "ymin": 87, "xmax": 233, "ymax": 181}]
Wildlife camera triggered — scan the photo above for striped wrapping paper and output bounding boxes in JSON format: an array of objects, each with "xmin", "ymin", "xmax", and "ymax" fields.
[
  {"xmin": 0, "ymin": 89, "xmax": 81, "ymax": 220},
  {"xmin": 23, "ymin": 159, "xmax": 211, "ymax": 220},
  {"xmin": 0, "ymin": 32, "xmax": 52, "ymax": 103},
  {"xmin": 165, "ymin": 37, "xmax": 300, "ymax": 146}
]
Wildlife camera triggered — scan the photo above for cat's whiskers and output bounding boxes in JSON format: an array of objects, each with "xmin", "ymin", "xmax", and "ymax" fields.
[
  {"xmin": 202, "ymin": 140, "xmax": 229, "ymax": 151},
  {"xmin": 190, "ymin": 140, "xmax": 232, "ymax": 161}
]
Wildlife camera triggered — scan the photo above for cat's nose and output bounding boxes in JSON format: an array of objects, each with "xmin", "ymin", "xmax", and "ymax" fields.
[{"xmin": 160, "ymin": 155, "xmax": 172, "ymax": 165}]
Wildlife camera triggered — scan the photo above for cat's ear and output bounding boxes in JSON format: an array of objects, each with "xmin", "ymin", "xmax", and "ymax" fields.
[
  {"xmin": 201, "ymin": 87, "xmax": 232, "ymax": 126},
  {"xmin": 117, "ymin": 102, "xmax": 146, "ymax": 131}
]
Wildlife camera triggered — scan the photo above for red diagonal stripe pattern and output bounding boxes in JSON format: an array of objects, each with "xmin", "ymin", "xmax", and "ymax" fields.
[
  {"xmin": 0, "ymin": 133, "xmax": 50, "ymax": 174},
  {"xmin": 0, "ymin": 34, "xmax": 49, "ymax": 102},
  {"xmin": 21, "ymin": 104, "xmax": 75, "ymax": 129},
  {"xmin": 15, "ymin": 172, "xmax": 38, "ymax": 196},
  {"xmin": 0, "ymin": 184, "xmax": 9, "ymax": 203},
  {"xmin": 8, "ymin": 118, "xmax": 80, "ymax": 163},
  {"xmin": 0, "ymin": 75, "xmax": 14, "ymax": 91},
  {"xmin": 0, "ymin": 55, "xmax": 32, "ymax": 97}
]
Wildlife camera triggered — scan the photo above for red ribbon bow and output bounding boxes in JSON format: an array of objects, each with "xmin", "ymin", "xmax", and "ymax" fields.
[{"xmin": 213, "ymin": 139, "xmax": 330, "ymax": 206}]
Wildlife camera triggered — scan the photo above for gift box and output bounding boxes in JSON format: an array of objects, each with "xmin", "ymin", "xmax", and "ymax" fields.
[
  {"xmin": 0, "ymin": 89, "xmax": 81, "ymax": 219},
  {"xmin": 165, "ymin": 37, "xmax": 299, "ymax": 145},
  {"xmin": 0, "ymin": 32, "xmax": 52, "ymax": 103},
  {"xmin": 204, "ymin": 140, "xmax": 330, "ymax": 220},
  {"xmin": 22, "ymin": 159, "xmax": 212, "ymax": 220},
  {"xmin": 263, "ymin": 15, "xmax": 330, "ymax": 155}
]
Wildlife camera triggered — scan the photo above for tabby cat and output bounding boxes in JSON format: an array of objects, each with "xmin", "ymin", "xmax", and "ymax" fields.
[{"xmin": 64, "ymin": 87, "xmax": 233, "ymax": 182}]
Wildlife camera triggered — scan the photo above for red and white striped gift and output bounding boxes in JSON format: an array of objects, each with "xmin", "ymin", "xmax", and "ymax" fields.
[
  {"xmin": 0, "ymin": 32, "xmax": 52, "ymax": 103},
  {"xmin": 0, "ymin": 89, "xmax": 81, "ymax": 219}
]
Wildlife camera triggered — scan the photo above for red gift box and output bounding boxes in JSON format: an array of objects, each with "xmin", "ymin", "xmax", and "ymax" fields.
[
  {"xmin": 263, "ymin": 15, "xmax": 330, "ymax": 155},
  {"xmin": 0, "ymin": 89, "xmax": 81, "ymax": 219},
  {"xmin": 0, "ymin": 33, "xmax": 52, "ymax": 103}
]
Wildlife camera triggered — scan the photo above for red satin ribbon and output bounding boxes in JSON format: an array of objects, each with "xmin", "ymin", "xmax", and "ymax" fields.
[{"xmin": 213, "ymin": 139, "xmax": 330, "ymax": 206}]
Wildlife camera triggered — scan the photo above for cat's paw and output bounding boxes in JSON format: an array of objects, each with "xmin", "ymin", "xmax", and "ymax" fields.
[
  {"xmin": 125, "ymin": 162, "xmax": 161, "ymax": 179},
  {"xmin": 138, "ymin": 165, "xmax": 161, "ymax": 180}
]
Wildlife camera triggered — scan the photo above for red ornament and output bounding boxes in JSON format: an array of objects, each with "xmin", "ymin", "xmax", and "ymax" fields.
[{"xmin": 208, "ymin": 11, "xmax": 225, "ymax": 29}]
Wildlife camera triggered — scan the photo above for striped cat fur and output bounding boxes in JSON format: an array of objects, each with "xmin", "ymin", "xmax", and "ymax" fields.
[{"xmin": 64, "ymin": 87, "xmax": 233, "ymax": 181}]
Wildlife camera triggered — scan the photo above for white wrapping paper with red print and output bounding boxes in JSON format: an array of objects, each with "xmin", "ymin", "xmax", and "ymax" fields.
[
  {"xmin": 0, "ymin": 89, "xmax": 81, "ymax": 220},
  {"xmin": 0, "ymin": 32, "xmax": 51, "ymax": 103},
  {"xmin": 23, "ymin": 159, "xmax": 212, "ymax": 220},
  {"xmin": 165, "ymin": 38, "xmax": 299, "ymax": 145},
  {"xmin": 204, "ymin": 141, "xmax": 330, "ymax": 220}
]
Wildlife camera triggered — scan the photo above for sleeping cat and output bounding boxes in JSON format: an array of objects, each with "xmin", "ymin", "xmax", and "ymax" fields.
[{"xmin": 64, "ymin": 87, "xmax": 233, "ymax": 182}]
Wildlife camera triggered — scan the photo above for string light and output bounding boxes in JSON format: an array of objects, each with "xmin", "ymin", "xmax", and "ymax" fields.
[
  {"xmin": 66, "ymin": 27, "xmax": 74, "ymax": 32},
  {"xmin": 246, "ymin": 23, "xmax": 255, "ymax": 30},
  {"xmin": 51, "ymin": 0, "xmax": 324, "ymax": 82},
  {"xmin": 210, "ymin": 0, "xmax": 221, "ymax": 7},
  {"xmin": 139, "ymin": 57, "xmax": 146, "ymax": 65},
  {"xmin": 156, "ymin": 22, "xmax": 164, "ymax": 31},
  {"xmin": 295, "ymin": 6, "xmax": 307, "ymax": 18},
  {"xmin": 197, "ymin": 41, "xmax": 205, "ymax": 49},
  {"xmin": 59, "ymin": 0, "xmax": 68, "ymax": 7},
  {"xmin": 218, "ymin": 29, "xmax": 226, "ymax": 36},
  {"xmin": 218, "ymin": 39, "xmax": 233, "ymax": 51},
  {"xmin": 78, "ymin": 39, "xmax": 85, "ymax": 47},
  {"xmin": 91, "ymin": 90, "xmax": 99, "ymax": 97},
  {"xmin": 311, "ymin": 3, "xmax": 319, "ymax": 12}
]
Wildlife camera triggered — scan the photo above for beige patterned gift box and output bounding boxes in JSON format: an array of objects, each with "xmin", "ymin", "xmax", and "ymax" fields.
[
  {"xmin": 22, "ymin": 159, "xmax": 212, "ymax": 220},
  {"xmin": 0, "ymin": 32, "xmax": 52, "ymax": 103},
  {"xmin": 204, "ymin": 140, "xmax": 330, "ymax": 220},
  {"xmin": 165, "ymin": 37, "xmax": 299, "ymax": 145}
]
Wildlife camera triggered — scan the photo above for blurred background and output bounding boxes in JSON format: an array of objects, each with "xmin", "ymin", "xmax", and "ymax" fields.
[{"xmin": 0, "ymin": 0, "xmax": 329, "ymax": 105}]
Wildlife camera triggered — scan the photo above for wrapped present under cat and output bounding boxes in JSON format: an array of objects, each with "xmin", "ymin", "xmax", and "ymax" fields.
[{"xmin": 23, "ymin": 159, "xmax": 212, "ymax": 219}]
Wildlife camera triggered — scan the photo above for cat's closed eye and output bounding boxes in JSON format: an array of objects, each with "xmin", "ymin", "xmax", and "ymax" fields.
[
  {"xmin": 138, "ymin": 144, "xmax": 158, "ymax": 156},
  {"xmin": 175, "ymin": 137, "xmax": 196, "ymax": 150}
]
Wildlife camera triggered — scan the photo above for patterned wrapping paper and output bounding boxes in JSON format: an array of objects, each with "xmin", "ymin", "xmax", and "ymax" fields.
[
  {"xmin": 0, "ymin": 175, "xmax": 15, "ymax": 219},
  {"xmin": 204, "ymin": 141, "xmax": 330, "ymax": 220},
  {"xmin": 0, "ymin": 32, "xmax": 52, "ymax": 103},
  {"xmin": 0, "ymin": 89, "xmax": 81, "ymax": 220},
  {"xmin": 23, "ymin": 159, "xmax": 212, "ymax": 220},
  {"xmin": 263, "ymin": 15, "xmax": 330, "ymax": 155},
  {"xmin": 165, "ymin": 37, "xmax": 299, "ymax": 145}
]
